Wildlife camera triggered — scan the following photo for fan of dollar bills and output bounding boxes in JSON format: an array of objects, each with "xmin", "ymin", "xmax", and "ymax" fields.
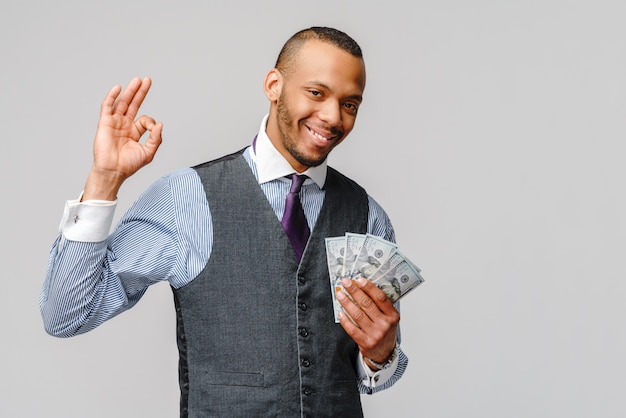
[{"xmin": 325, "ymin": 233, "xmax": 425, "ymax": 323}]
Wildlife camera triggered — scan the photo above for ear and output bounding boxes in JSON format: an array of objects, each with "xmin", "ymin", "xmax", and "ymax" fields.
[{"xmin": 264, "ymin": 68, "xmax": 282, "ymax": 102}]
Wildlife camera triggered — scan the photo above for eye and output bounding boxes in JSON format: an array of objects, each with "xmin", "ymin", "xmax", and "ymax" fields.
[
  {"xmin": 309, "ymin": 90, "xmax": 322, "ymax": 97},
  {"xmin": 343, "ymin": 102, "xmax": 359, "ymax": 115}
]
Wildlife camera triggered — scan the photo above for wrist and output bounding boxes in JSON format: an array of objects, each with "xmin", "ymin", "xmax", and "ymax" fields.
[
  {"xmin": 365, "ymin": 346, "xmax": 398, "ymax": 371},
  {"xmin": 82, "ymin": 167, "xmax": 125, "ymax": 201}
]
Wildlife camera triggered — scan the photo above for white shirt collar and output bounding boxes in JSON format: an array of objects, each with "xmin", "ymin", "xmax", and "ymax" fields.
[{"xmin": 251, "ymin": 114, "xmax": 327, "ymax": 188}]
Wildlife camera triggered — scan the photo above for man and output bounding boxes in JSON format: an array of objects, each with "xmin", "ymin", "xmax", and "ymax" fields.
[{"xmin": 41, "ymin": 27, "xmax": 408, "ymax": 417}]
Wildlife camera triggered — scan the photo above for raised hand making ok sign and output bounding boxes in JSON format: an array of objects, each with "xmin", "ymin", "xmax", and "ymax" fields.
[{"xmin": 83, "ymin": 77, "xmax": 163, "ymax": 201}]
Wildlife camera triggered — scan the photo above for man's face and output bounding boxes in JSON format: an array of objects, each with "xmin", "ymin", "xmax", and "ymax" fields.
[{"xmin": 265, "ymin": 40, "xmax": 366, "ymax": 172}]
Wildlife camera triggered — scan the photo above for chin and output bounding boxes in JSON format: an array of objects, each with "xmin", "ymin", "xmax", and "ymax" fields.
[
  {"xmin": 289, "ymin": 147, "xmax": 327, "ymax": 169},
  {"xmin": 303, "ymin": 151, "xmax": 330, "ymax": 167}
]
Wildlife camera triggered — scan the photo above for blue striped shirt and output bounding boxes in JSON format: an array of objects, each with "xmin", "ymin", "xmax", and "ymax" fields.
[{"xmin": 40, "ymin": 128, "xmax": 407, "ymax": 394}]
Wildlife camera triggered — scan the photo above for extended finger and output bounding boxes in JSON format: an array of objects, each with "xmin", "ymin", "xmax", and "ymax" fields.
[
  {"xmin": 100, "ymin": 84, "xmax": 122, "ymax": 116},
  {"xmin": 112, "ymin": 77, "xmax": 143, "ymax": 116},
  {"xmin": 125, "ymin": 77, "xmax": 152, "ymax": 120}
]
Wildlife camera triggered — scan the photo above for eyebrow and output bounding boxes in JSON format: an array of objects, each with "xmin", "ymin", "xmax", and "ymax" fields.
[{"xmin": 307, "ymin": 80, "xmax": 363, "ymax": 103}]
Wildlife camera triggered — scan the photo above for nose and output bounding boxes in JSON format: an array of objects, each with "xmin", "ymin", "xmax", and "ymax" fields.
[{"xmin": 318, "ymin": 100, "xmax": 342, "ymax": 128}]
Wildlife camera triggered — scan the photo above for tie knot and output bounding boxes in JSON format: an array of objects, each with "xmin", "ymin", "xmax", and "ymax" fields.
[{"xmin": 287, "ymin": 174, "xmax": 307, "ymax": 194}]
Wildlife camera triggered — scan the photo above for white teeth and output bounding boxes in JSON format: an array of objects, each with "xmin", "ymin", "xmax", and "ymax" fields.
[{"xmin": 311, "ymin": 129, "xmax": 330, "ymax": 141}]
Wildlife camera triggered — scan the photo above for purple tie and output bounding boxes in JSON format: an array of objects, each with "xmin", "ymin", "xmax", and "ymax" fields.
[{"xmin": 281, "ymin": 174, "xmax": 310, "ymax": 261}]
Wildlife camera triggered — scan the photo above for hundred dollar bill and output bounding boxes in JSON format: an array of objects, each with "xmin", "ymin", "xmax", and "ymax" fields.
[
  {"xmin": 344, "ymin": 232, "xmax": 367, "ymax": 278},
  {"xmin": 351, "ymin": 233, "xmax": 398, "ymax": 280},
  {"xmin": 367, "ymin": 250, "xmax": 405, "ymax": 283},
  {"xmin": 325, "ymin": 234, "xmax": 426, "ymax": 322},
  {"xmin": 325, "ymin": 236, "xmax": 348, "ymax": 323},
  {"xmin": 325, "ymin": 236, "xmax": 347, "ymax": 280},
  {"xmin": 370, "ymin": 257, "xmax": 425, "ymax": 303}
]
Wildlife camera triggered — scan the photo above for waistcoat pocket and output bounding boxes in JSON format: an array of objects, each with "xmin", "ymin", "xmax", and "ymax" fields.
[{"xmin": 202, "ymin": 370, "xmax": 266, "ymax": 388}]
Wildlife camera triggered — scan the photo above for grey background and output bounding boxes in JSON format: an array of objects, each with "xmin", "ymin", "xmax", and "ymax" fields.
[{"xmin": 2, "ymin": 1, "xmax": 625, "ymax": 417}]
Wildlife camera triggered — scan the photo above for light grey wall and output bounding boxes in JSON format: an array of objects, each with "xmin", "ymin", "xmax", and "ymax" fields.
[{"xmin": 2, "ymin": 1, "xmax": 625, "ymax": 417}]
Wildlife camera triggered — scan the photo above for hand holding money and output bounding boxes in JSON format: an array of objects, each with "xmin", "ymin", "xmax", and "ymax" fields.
[
  {"xmin": 336, "ymin": 276, "xmax": 400, "ymax": 368},
  {"xmin": 325, "ymin": 233, "xmax": 425, "ymax": 323}
]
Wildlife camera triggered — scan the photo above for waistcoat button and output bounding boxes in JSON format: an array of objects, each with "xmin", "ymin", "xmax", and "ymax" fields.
[
  {"xmin": 301, "ymin": 358, "xmax": 311, "ymax": 367},
  {"xmin": 299, "ymin": 327, "xmax": 309, "ymax": 337},
  {"xmin": 299, "ymin": 302, "xmax": 308, "ymax": 311}
]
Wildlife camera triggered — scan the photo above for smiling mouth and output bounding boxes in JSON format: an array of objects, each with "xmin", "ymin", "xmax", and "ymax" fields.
[{"xmin": 307, "ymin": 126, "xmax": 339, "ymax": 142}]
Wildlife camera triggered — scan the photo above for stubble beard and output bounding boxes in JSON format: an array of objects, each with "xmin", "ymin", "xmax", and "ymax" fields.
[{"xmin": 277, "ymin": 93, "xmax": 328, "ymax": 169}]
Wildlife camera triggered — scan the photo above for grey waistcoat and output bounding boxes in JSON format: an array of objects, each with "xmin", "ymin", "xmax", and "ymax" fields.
[{"xmin": 173, "ymin": 150, "xmax": 369, "ymax": 417}]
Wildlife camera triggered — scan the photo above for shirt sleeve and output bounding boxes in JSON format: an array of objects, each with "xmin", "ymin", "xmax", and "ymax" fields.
[
  {"xmin": 59, "ymin": 195, "xmax": 117, "ymax": 243},
  {"xmin": 366, "ymin": 195, "xmax": 397, "ymax": 244},
  {"xmin": 39, "ymin": 169, "xmax": 212, "ymax": 337},
  {"xmin": 357, "ymin": 346, "xmax": 409, "ymax": 394}
]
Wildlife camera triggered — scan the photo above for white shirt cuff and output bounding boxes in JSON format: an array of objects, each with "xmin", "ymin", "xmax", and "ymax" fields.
[
  {"xmin": 60, "ymin": 195, "xmax": 117, "ymax": 242},
  {"xmin": 357, "ymin": 351, "xmax": 399, "ymax": 388}
]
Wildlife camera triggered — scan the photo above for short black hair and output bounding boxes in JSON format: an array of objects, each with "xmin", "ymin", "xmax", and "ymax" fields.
[{"xmin": 275, "ymin": 27, "xmax": 363, "ymax": 75}]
